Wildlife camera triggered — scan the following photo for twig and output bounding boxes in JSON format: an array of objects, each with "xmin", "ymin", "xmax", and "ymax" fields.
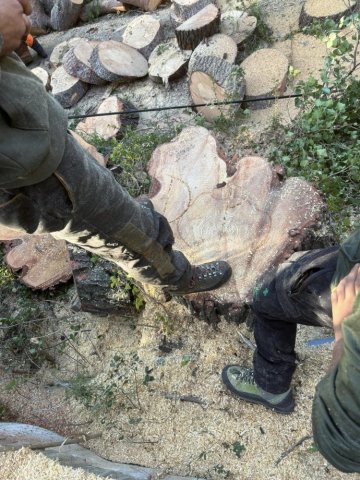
[
  {"xmin": 274, "ymin": 435, "xmax": 312, "ymax": 466},
  {"xmin": 239, "ymin": 332, "xmax": 256, "ymax": 351},
  {"xmin": 164, "ymin": 393, "xmax": 207, "ymax": 405},
  {"xmin": 0, "ymin": 432, "xmax": 102, "ymax": 452}
]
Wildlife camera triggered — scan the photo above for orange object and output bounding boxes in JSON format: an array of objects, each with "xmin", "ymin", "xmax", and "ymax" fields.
[{"xmin": 25, "ymin": 34, "xmax": 34, "ymax": 48}]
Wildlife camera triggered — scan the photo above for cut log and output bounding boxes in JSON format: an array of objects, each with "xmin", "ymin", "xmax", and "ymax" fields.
[
  {"xmin": 15, "ymin": 43, "xmax": 34, "ymax": 65},
  {"xmin": 40, "ymin": 0, "xmax": 56, "ymax": 15},
  {"xmin": 90, "ymin": 40, "xmax": 148, "ymax": 82},
  {"xmin": 79, "ymin": 0, "xmax": 126, "ymax": 22},
  {"xmin": 240, "ymin": 48, "xmax": 289, "ymax": 109},
  {"xmin": 148, "ymin": 39, "xmax": 191, "ymax": 84},
  {"xmin": 176, "ymin": 4, "xmax": 220, "ymax": 50},
  {"xmin": 189, "ymin": 56, "xmax": 245, "ymax": 121},
  {"xmin": 50, "ymin": 0, "xmax": 84, "ymax": 31},
  {"xmin": 31, "ymin": 66, "xmax": 51, "ymax": 90},
  {"xmin": 220, "ymin": 11, "xmax": 257, "ymax": 45},
  {"xmin": 188, "ymin": 33, "xmax": 237, "ymax": 73},
  {"xmin": 29, "ymin": 0, "xmax": 51, "ymax": 34},
  {"xmin": 50, "ymin": 65, "xmax": 89, "ymax": 108},
  {"xmin": 172, "ymin": 0, "xmax": 214, "ymax": 20},
  {"xmin": 62, "ymin": 39, "xmax": 107, "ymax": 85},
  {"xmin": 70, "ymin": 131, "xmax": 107, "ymax": 166},
  {"xmin": 120, "ymin": 15, "xmax": 162, "ymax": 59},
  {"xmin": 300, "ymin": 0, "xmax": 357, "ymax": 27},
  {"xmin": 49, "ymin": 37, "xmax": 82, "ymax": 67},
  {"xmin": 75, "ymin": 95, "xmax": 138, "ymax": 140},
  {"xmin": 147, "ymin": 126, "xmax": 324, "ymax": 321},
  {"xmin": 4, "ymin": 235, "xmax": 72, "ymax": 290},
  {"xmin": 122, "ymin": 0, "xmax": 162, "ymax": 11}
]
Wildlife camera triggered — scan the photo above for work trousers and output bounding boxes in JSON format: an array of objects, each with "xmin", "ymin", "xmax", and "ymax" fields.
[
  {"xmin": 252, "ymin": 246, "xmax": 339, "ymax": 394},
  {"xmin": 0, "ymin": 134, "xmax": 191, "ymax": 288}
]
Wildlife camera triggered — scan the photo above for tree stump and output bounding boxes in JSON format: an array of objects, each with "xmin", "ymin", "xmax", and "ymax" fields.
[
  {"xmin": 240, "ymin": 48, "xmax": 288, "ymax": 109},
  {"xmin": 120, "ymin": 15, "xmax": 162, "ymax": 59},
  {"xmin": 220, "ymin": 11, "xmax": 257, "ymax": 45},
  {"xmin": 188, "ymin": 33, "xmax": 237, "ymax": 73},
  {"xmin": 50, "ymin": 65, "xmax": 89, "ymax": 108},
  {"xmin": 299, "ymin": 0, "xmax": 357, "ymax": 27},
  {"xmin": 63, "ymin": 39, "xmax": 107, "ymax": 85},
  {"xmin": 49, "ymin": 37, "xmax": 82, "ymax": 67},
  {"xmin": 29, "ymin": 0, "xmax": 51, "ymax": 34},
  {"xmin": 171, "ymin": 0, "xmax": 214, "ymax": 26},
  {"xmin": 189, "ymin": 56, "xmax": 245, "ymax": 121},
  {"xmin": 75, "ymin": 95, "xmax": 138, "ymax": 140},
  {"xmin": 122, "ymin": 0, "xmax": 162, "ymax": 11},
  {"xmin": 79, "ymin": 0, "xmax": 126, "ymax": 22},
  {"xmin": 50, "ymin": 0, "xmax": 84, "ymax": 31},
  {"xmin": 4, "ymin": 235, "xmax": 72, "ymax": 290},
  {"xmin": 147, "ymin": 126, "xmax": 324, "ymax": 320},
  {"xmin": 175, "ymin": 4, "xmax": 220, "ymax": 50},
  {"xmin": 31, "ymin": 66, "xmax": 51, "ymax": 90},
  {"xmin": 148, "ymin": 39, "xmax": 191, "ymax": 85},
  {"xmin": 90, "ymin": 40, "xmax": 148, "ymax": 82}
]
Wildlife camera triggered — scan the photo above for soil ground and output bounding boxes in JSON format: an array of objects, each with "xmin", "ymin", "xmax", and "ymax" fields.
[{"xmin": 1, "ymin": 1, "xmax": 360, "ymax": 479}]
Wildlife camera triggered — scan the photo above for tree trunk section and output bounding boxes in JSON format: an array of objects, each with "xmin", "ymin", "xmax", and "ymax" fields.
[
  {"xmin": 240, "ymin": 48, "xmax": 288, "ymax": 109},
  {"xmin": 40, "ymin": 0, "xmax": 56, "ymax": 14},
  {"xmin": 50, "ymin": 0, "xmax": 84, "ymax": 31},
  {"xmin": 220, "ymin": 11, "xmax": 257, "ymax": 45},
  {"xmin": 89, "ymin": 40, "xmax": 148, "ymax": 82},
  {"xmin": 122, "ymin": 0, "xmax": 163, "ymax": 12},
  {"xmin": 79, "ymin": 0, "xmax": 126, "ymax": 22},
  {"xmin": 188, "ymin": 33, "xmax": 237, "ymax": 73},
  {"xmin": 176, "ymin": 4, "xmax": 220, "ymax": 50},
  {"xmin": 120, "ymin": 15, "xmax": 162, "ymax": 59},
  {"xmin": 189, "ymin": 56, "xmax": 245, "ymax": 121},
  {"xmin": 172, "ymin": 0, "xmax": 214, "ymax": 21},
  {"xmin": 31, "ymin": 66, "xmax": 51, "ymax": 90},
  {"xmin": 75, "ymin": 95, "xmax": 138, "ymax": 140},
  {"xmin": 50, "ymin": 65, "xmax": 89, "ymax": 108},
  {"xmin": 49, "ymin": 37, "xmax": 82, "ymax": 67},
  {"xmin": 63, "ymin": 39, "xmax": 107, "ymax": 85},
  {"xmin": 148, "ymin": 39, "xmax": 191, "ymax": 85},
  {"xmin": 299, "ymin": 0, "xmax": 357, "ymax": 27},
  {"xmin": 147, "ymin": 126, "xmax": 324, "ymax": 322},
  {"xmin": 29, "ymin": 0, "xmax": 50, "ymax": 34}
]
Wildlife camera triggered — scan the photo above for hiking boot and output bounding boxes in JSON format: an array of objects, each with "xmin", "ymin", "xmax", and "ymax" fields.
[
  {"xmin": 221, "ymin": 365, "xmax": 295, "ymax": 414},
  {"xmin": 168, "ymin": 261, "xmax": 232, "ymax": 295}
]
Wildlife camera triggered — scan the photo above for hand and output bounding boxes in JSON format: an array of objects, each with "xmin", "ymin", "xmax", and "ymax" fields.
[{"xmin": 0, "ymin": 0, "xmax": 32, "ymax": 57}]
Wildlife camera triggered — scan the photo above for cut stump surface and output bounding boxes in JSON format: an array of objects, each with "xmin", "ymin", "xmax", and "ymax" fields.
[
  {"xmin": 148, "ymin": 40, "xmax": 191, "ymax": 84},
  {"xmin": 121, "ymin": 15, "xmax": 162, "ymax": 59},
  {"xmin": 176, "ymin": 4, "xmax": 220, "ymax": 50},
  {"xmin": 188, "ymin": 33, "xmax": 237, "ymax": 73},
  {"xmin": 50, "ymin": 65, "xmax": 89, "ymax": 108},
  {"xmin": 63, "ymin": 39, "xmax": 107, "ymax": 85},
  {"xmin": 148, "ymin": 127, "xmax": 324, "ymax": 314},
  {"xmin": 300, "ymin": 0, "xmax": 357, "ymax": 27},
  {"xmin": 220, "ymin": 10, "xmax": 257, "ymax": 45}
]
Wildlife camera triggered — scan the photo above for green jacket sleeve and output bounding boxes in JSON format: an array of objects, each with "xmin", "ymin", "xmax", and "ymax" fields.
[
  {"xmin": 312, "ymin": 294, "xmax": 360, "ymax": 472},
  {"xmin": 0, "ymin": 54, "xmax": 68, "ymax": 189}
]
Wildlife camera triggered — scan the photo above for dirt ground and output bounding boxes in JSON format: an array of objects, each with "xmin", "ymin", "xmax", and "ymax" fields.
[{"xmin": 1, "ymin": 1, "xmax": 360, "ymax": 479}]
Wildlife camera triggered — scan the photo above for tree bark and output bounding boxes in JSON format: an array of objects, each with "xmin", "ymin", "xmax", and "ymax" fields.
[
  {"xmin": 188, "ymin": 33, "xmax": 237, "ymax": 73},
  {"xmin": 175, "ymin": 4, "xmax": 220, "ymax": 50},
  {"xmin": 172, "ymin": 0, "xmax": 214, "ymax": 21},
  {"xmin": 79, "ymin": 0, "xmax": 126, "ymax": 22},
  {"xmin": 50, "ymin": 0, "xmax": 84, "ymax": 31},
  {"xmin": 89, "ymin": 40, "xmax": 148, "ymax": 82},
  {"xmin": 49, "ymin": 37, "xmax": 82, "ymax": 67},
  {"xmin": 299, "ymin": 0, "xmax": 357, "ymax": 27},
  {"xmin": 120, "ymin": 15, "xmax": 162, "ymax": 59},
  {"xmin": 63, "ymin": 39, "xmax": 107, "ymax": 85},
  {"xmin": 122, "ymin": 0, "xmax": 162, "ymax": 12},
  {"xmin": 220, "ymin": 11, "xmax": 257, "ymax": 45},
  {"xmin": 148, "ymin": 40, "xmax": 191, "ymax": 85},
  {"xmin": 29, "ymin": 0, "xmax": 50, "ymax": 34},
  {"xmin": 189, "ymin": 55, "xmax": 245, "ymax": 121},
  {"xmin": 147, "ymin": 126, "xmax": 324, "ymax": 322},
  {"xmin": 50, "ymin": 65, "xmax": 89, "ymax": 108}
]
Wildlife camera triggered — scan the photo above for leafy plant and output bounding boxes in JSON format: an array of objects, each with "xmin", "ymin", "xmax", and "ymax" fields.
[
  {"xmin": 110, "ymin": 269, "xmax": 145, "ymax": 312},
  {"xmin": 232, "ymin": 441, "xmax": 246, "ymax": 458}
]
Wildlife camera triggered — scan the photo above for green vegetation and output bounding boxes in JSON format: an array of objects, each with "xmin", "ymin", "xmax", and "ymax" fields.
[
  {"xmin": 110, "ymin": 269, "xmax": 145, "ymax": 312},
  {"xmin": 269, "ymin": 14, "xmax": 360, "ymax": 232}
]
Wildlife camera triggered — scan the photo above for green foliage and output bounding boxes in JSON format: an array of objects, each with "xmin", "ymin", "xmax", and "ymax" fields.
[
  {"xmin": 0, "ymin": 264, "xmax": 15, "ymax": 286},
  {"xmin": 269, "ymin": 14, "xmax": 360, "ymax": 231},
  {"xmin": 110, "ymin": 270, "xmax": 145, "ymax": 312},
  {"xmin": 232, "ymin": 441, "xmax": 246, "ymax": 458},
  {"xmin": 110, "ymin": 128, "xmax": 174, "ymax": 197},
  {"xmin": 154, "ymin": 311, "xmax": 173, "ymax": 336},
  {"xmin": 302, "ymin": 18, "xmax": 338, "ymax": 38}
]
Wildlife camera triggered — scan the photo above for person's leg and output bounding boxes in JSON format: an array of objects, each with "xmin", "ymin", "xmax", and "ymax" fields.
[
  {"xmin": 222, "ymin": 247, "xmax": 338, "ymax": 412},
  {"xmin": 0, "ymin": 134, "xmax": 231, "ymax": 292}
]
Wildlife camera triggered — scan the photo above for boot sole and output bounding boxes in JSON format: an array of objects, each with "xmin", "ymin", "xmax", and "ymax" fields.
[{"xmin": 221, "ymin": 367, "xmax": 295, "ymax": 415}]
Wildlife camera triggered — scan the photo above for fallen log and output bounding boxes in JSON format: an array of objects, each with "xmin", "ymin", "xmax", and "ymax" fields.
[
  {"xmin": 188, "ymin": 33, "xmax": 237, "ymax": 73},
  {"xmin": 189, "ymin": 56, "xmax": 245, "ymax": 121},
  {"xmin": 220, "ymin": 10, "xmax": 257, "ymax": 45},
  {"xmin": 122, "ymin": 0, "xmax": 162, "ymax": 11},
  {"xmin": 299, "ymin": 0, "xmax": 357, "ymax": 27},
  {"xmin": 4, "ymin": 235, "xmax": 72, "ymax": 290},
  {"xmin": 50, "ymin": 65, "xmax": 89, "ymax": 108},
  {"xmin": 90, "ymin": 40, "xmax": 148, "ymax": 82},
  {"xmin": 120, "ymin": 15, "xmax": 162, "ymax": 59},
  {"xmin": 63, "ymin": 39, "xmax": 107, "ymax": 85},
  {"xmin": 240, "ymin": 48, "xmax": 288, "ymax": 109},
  {"xmin": 176, "ymin": 4, "xmax": 220, "ymax": 50},
  {"xmin": 147, "ymin": 126, "xmax": 324, "ymax": 322},
  {"xmin": 75, "ymin": 95, "xmax": 138, "ymax": 140},
  {"xmin": 49, "ymin": 37, "xmax": 82, "ymax": 67},
  {"xmin": 80, "ymin": 0, "xmax": 126, "ymax": 22},
  {"xmin": 50, "ymin": 0, "xmax": 84, "ymax": 31},
  {"xmin": 148, "ymin": 39, "xmax": 191, "ymax": 85}
]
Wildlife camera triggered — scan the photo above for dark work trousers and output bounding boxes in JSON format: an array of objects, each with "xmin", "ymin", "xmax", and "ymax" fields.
[
  {"xmin": 252, "ymin": 246, "xmax": 339, "ymax": 394},
  {"xmin": 0, "ymin": 133, "xmax": 191, "ymax": 288}
]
